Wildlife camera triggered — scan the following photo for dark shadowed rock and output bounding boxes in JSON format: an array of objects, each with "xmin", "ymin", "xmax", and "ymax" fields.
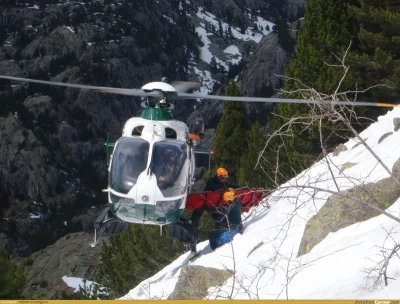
[
  {"xmin": 238, "ymin": 33, "xmax": 288, "ymax": 99},
  {"xmin": 286, "ymin": 0, "xmax": 307, "ymax": 19},
  {"xmin": 0, "ymin": 59, "xmax": 24, "ymax": 77},
  {"xmin": 14, "ymin": 232, "xmax": 110, "ymax": 299},
  {"xmin": 22, "ymin": 27, "xmax": 82, "ymax": 59},
  {"xmin": 0, "ymin": 0, "xmax": 306, "ymax": 294},
  {"xmin": 24, "ymin": 95, "xmax": 55, "ymax": 119},
  {"xmin": 0, "ymin": 116, "xmax": 59, "ymax": 201},
  {"xmin": 58, "ymin": 123, "xmax": 78, "ymax": 144},
  {"xmin": 0, "ymin": 232, "xmax": 18, "ymax": 256}
]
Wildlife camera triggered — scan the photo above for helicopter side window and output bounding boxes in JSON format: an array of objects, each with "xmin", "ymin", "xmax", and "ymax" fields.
[
  {"xmin": 165, "ymin": 127, "xmax": 177, "ymax": 139},
  {"xmin": 132, "ymin": 126, "xmax": 144, "ymax": 136},
  {"xmin": 110, "ymin": 137, "xmax": 149, "ymax": 194}
]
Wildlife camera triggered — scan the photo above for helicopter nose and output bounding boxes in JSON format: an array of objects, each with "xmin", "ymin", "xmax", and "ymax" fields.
[{"xmin": 135, "ymin": 173, "xmax": 157, "ymax": 205}]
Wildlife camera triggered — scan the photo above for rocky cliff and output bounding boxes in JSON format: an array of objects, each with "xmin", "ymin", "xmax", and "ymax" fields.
[{"xmin": 0, "ymin": 0, "xmax": 306, "ymax": 298}]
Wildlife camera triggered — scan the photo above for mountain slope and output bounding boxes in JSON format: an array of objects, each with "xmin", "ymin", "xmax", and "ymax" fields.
[
  {"xmin": 122, "ymin": 108, "xmax": 400, "ymax": 299},
  {"xmin": 0, "ymin": 0, "xmax": 303, "ymax": 258}
]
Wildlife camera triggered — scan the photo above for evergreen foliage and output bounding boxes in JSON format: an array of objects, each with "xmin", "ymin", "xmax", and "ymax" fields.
[
  {"xmin": 212, "ymin": 82, "xmax": 249, "ymax": 183},
  {"xmin": 262, "ymin": 0, "xmax": 400, "ymax": 188},
  {"xmin": 238, "ymin": 121, "xmax": 266, "ymax": 187},
  {"xmin": 273, "ymin": 17, "xmax": 295, "ymax": 52},
  {"xmin": 265, "ymin": 102, "xmax": 322, "ymax": 187},
  {"xmin": 285, "ymin": 0, "xmax": 358, "ymax": 94},
  {"xmin": 348, "ymin": 0, "xmax": 400, "ymax": 101},
  {"xmin": 210, "ymin": 56, "xmax": 218, "ymax": 73},
  {"xmin": 0, "ymin": 251, "xmax": 26, "ymax": 299},
  {"xmin": 96, "ymin": 225, "xmax": 185, "ymax": 297},
  {"xmin": 77, "ymin": 280, "xmax": 109, "ymax": 300},
  {"xmin": 263, "ymin": 0, "xmax": 372, "ymax": 187}
]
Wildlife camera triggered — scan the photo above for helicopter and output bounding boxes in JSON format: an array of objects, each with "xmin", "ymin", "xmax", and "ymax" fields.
[{"xmin": 0, "ymin": 75, "xmax": 398, "ymax": 247}]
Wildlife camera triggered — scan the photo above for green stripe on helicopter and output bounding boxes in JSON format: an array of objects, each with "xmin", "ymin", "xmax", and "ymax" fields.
[
  {"xmin": 110, "ymin": 202, "xmax": 184, "ymax": 224},
  {"xmin": 140, "ymin": 107, "xmax": 173, "ymax": 120}
]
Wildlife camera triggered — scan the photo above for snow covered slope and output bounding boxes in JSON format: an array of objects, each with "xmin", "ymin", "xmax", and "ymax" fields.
[{"xmin": 122, "ymin": 107, "xmax": 400, "ymax": 299}]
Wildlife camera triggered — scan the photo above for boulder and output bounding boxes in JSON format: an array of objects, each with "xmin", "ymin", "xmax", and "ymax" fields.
[
  {"xmin": 168, "ymin": 265, "xmax": 232, "ymax": 300},
  {"xmin": 378, "ymin": 132, "xmax": 393, "ymax": 144},
  {"xmin": 298, "ymin": 158, "xmax": 400, "ymax": 257},
  {"xmin": 332, "ymin": 143, "xmax": 347, "ymax": 156},
  {"xmin": 24, "ymin": 95, "xmax": 54, "ymax": 120},
  {"xmin": 393, "ymin": 117, "xmax": 400, "ymax": 131},
  {"xmin": 341, "ymin": 162, "xmax": 357, "ymax": 172},
  {"xmin": 14, "ymin": 232, "xmax": 109, "ymax": 299}
]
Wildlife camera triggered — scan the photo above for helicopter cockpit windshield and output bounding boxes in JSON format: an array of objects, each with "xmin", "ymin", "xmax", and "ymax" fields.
[
  {"xmin": 151, "ymin": 140, "xmax": 188, "ymax": 197},
  {"xmin": 109, "ymin": 137, "xmax": 149, "ymax": 194}
]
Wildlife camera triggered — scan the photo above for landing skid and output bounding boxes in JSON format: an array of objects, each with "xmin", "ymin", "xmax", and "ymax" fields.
[{"xmin": 90, "ymin": 207, "xmax": 126, "ymax": 247}]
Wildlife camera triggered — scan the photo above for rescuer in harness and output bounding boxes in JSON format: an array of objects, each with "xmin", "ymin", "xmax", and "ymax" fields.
[
  {"xmin": 169, "ymin": 167, "xmax": 264, "ymax": 255},
  {"xmin": 189, "ymin": 167, "xmax": 243, "ymax": 253}
]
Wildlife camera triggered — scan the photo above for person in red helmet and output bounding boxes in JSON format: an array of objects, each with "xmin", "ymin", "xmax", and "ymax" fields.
[{"xmin": 189, "ymin": 167, "xmax": 240, "ymax": 252}]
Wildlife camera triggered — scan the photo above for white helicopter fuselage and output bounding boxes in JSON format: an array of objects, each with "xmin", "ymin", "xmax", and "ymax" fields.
[{"xmin": 107, "ymin": 116, "xmax": 196, "ymax": 226}]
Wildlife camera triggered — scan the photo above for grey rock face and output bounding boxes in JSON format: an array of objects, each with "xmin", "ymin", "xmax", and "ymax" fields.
[
  {"xmin": 0, "ymin": 0, "xmax": 306, "ymax": 295},
  {"xmin": 238, "ymin": 33, "xmax": 289, "ymax": 98},
  {"xmin": 168, "ymin": 265, "xmax": 232, "ymax": 300},
  {"xmin": 14, "ymin": 232, "xmax": 109, "ymax": 299},
  {"xmin": 393, "ymin": 117, "xmax": 400, "ymax": 131},
  {"xmin": 0, "ymin": 59, "xmax": 24, "ymax": 77},
  {"xmin": 286, "ymin": 0, "xmax": 307, "ymax": 19},
  {"xmin": 298, "ymin": 158, "xmax": 400, "ymax": 257},
  {"xmin": 0, "ymin": 116, "xmax": 58, "ymax": 201},
  {"xmin": 58, "ymin": 123, "xmax": 78, "ymax": 144},
  {"xmin": 378, "ymin": 132, "xmax": 393, "ymax": 144},
  {"xmin": 24, "ymin": 95, "xmax": 54, "ymax": 119},
  {"xmin": 332, "ymin": 143, "xmax": 348, "ymax": 157}
]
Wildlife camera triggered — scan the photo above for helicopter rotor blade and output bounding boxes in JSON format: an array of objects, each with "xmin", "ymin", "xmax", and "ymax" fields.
[
  {"xmin": 1, "ymin": 75, "xmax": 398, "ymax": 108},
  {"xmin": 175, "ymin": 93, "xmax": 399, "ymax": 108},
  {"xmin": 0, "ymin": 75, "xmax": 165, "ymax": 98},
  {"xmin": 170, "ymin": 80, "xmax": 202, "ymax": 92}
]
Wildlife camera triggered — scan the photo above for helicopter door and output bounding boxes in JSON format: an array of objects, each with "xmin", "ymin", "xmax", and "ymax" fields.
[{"xmin": 109, "ymin": 137, "xmax": 149, "ymax": 194}]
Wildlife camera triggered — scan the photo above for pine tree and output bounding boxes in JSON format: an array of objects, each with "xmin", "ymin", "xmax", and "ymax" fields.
[
  {"xmin": 212, "ymin": 81, "xmax": 249, "ymax": 183},
  {"xmin": 210, "ymin": 56, "xmax": 218, "ymax": 73},
  {"xmin": 238, "ymin": 121, "xmax": 266, "ymax": 187},
  {"xmin": 264, "ymin": 0, "xmax": 400, "ymax": 188},
  {"xmin": 285, "ymin": 0, "xmax": 358, "ymax": 94},
  {"xmin": 264, "ymin": 0, "xmax": 360, "ymax": 187},
  {"xmin": 96, "ymin": 225, "xmax": 184, "ymax": 297},
  {"xmin": 218, "ymin": 19, "xmax": 223, "ymax": 37},
  {"xmin": 348, "ymin": 0, "xmax": 400, "ymax": 100},
  {"xmin": 273, "ymin": 17, "xmax": 294, "ymax": 52},
  {"xmin": 225, "ymin": 24, "xmax": 233, "ymax": 41},
  {"xmin": 0, "ymin": 251, "xmax": 26, "ymax": 299}
]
